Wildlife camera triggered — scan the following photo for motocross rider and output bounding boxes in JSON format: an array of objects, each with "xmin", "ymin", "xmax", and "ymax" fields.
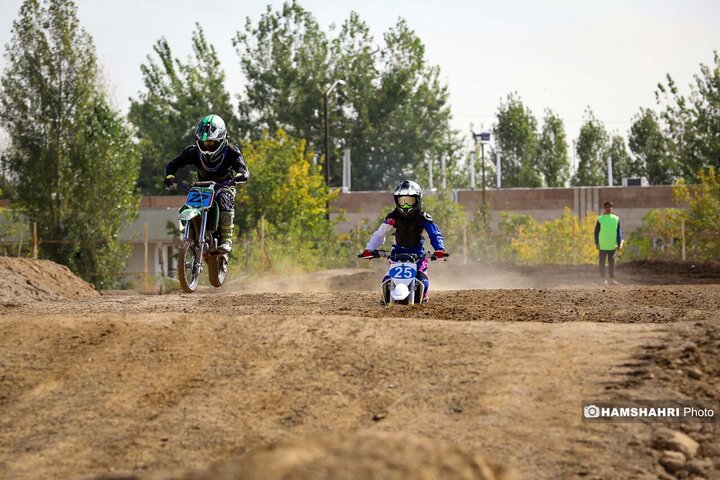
[
  {"xmin": 360, "ymin": 180, "xmax": 446, "ymax": 302},
  {"xmin": 163, "ymin": 114, "xmax": 249, "ymax": 254}
]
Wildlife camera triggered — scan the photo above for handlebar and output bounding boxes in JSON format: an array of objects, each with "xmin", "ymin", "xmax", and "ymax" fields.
[
  {"xmin": 165, "ymin": 178, "xmax": 237, "ymax": 192},
  {"xmin": 357, "ymin": 249, "xmax": 450, "ymax": 262}
]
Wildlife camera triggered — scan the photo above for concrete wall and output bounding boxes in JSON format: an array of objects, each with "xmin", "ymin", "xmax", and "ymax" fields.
[
  {"xmin": 331, "ymin": 185, "xmax": 677, "ymax": 233},
  {"xmin": 2, "ymin": 188, "xmax": 676, "ymax": 278}
]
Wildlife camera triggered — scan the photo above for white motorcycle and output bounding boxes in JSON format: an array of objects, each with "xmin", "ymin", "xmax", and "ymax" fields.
[{"xmin": 360, "ymin": 249, "xmax": 449, "ymax": 305}]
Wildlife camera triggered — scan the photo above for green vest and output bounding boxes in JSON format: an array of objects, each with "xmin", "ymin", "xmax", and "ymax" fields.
[{"xmin": 598, "ymin": 214, "xmax": 620, "ymax": 250}]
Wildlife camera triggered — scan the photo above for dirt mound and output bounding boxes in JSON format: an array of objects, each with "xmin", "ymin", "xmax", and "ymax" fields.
[
  {"xmin": 324, "ymin": 270, "xmax": 377, "ymax": 291},
  {"xmin": 0, "ymin": 257, "xmax": 98, "ymax": 304},
  {"xmin": 612, "ymin": 320, "xmax": 720, "ymax": 479},
  {"xmin": 144, "ymin": 431, "xmax": 514, "ymax": 480}
]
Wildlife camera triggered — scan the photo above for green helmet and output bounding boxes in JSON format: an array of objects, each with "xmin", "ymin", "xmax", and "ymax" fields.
[{"xmin": 195, "ymin": 114, "xmax": 227, "ymax": 171}]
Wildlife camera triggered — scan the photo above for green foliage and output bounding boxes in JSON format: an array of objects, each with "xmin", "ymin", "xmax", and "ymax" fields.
[
  {"xmin": 656, "ymin": 51, "xmax": 720, "ymax": 182},
  {"xmin": 0, "ymin": 205, "xmax": 30, "ymax": 257},
  {"xmin": 234, "ymin": 129, "xmax": 337, "ymax": 272},
  {"xmin": 0, "ymin": 0, "xmax": 139, "ymax": 288},
  {"xmin": 572, "ymin": 108, "xmax": 608, "ymax": 186},
  {"xmin": 462, "ymin": 210, "xmax": 534, "ymax": 263},
  {"xmin": 129, "ymin": 24, "xmax": 237, "ymax": 194},
  {"xmin": 352, "ymin": 18, "xmax": 458, "ymax": 190},
  {"xmin": 628, "ymin": 108, "xmax": 673, "ymax": 184},
  {"xmin": 423, "ymin": 188, "xmax": 466, "ymax": 254},
  {"xmin": 234, "ymin": 1, "xmax": 329, "ymax": 146},
  {"xmin": 626, "ymin": 208, "xmax": 685, "ymax": 260},
  {"xmin": 674, "ymin": 167, "xmax": 720, "ymax": 258},
  {"xmin": 234, "ymin": 3, "xmax": 461, "ymax": 190},
  {"xmin": 625, "ymin": 169, "xmax": 720, "ymax": 261},
  {"xmin": 493, "ymin": 93, "xmax": 541, "ymax": 187},
  {"xmin": 537, "ymin": 109, "xmax": 570, "ymax": 187},
  {"xmin": 511, "ymin": 208, "xmax": 598, "ymax": 265},
  {"xmin": 608, "ymin": 135, "xmax": 631, "ymax": 186},
  {"xmin": 491, "ymin": 212, "xmax": 536, "ymax": 261}
]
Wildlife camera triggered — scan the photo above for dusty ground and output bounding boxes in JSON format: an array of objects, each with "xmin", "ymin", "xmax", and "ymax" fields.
[{"xmin": 0, "ymin": 258, "xmax": 719, "ymax": 480}]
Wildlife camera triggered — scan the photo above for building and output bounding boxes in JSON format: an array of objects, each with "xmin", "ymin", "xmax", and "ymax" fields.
[{"xmin": 120, "ymin": 195, "xmax": 184, "ymax": 281}]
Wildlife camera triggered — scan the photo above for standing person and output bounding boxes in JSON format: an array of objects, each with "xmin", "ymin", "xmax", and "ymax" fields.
[
  {"xmin": 163, "ymin": 114, "xmax": 249, "ymax": 253},
  {"xmin": 359, "ymin": 180, "xmax": 446, "ymax": 303},
  {"xmin": 595, "ymin": 201, "xmax": 623, "ymax": 285}
]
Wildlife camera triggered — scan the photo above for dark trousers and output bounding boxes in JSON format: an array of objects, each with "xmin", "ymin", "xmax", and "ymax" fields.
[
  {"xmin": 598, "ymin": 250, "xmax": 616, "ymax": 279},
  {"xmin": 215, "ymin": 185, "xmax": 236, "ymax": 212}
]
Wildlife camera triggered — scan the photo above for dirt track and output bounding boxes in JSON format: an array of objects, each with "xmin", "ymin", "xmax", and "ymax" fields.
[{"xmin": 1, "ymin": 261, "xmax": 719, "ymax": 480}]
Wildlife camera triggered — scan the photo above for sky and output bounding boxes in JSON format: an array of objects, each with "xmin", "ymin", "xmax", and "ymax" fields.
[{"xmin": 1, "ymin": 0, "xmax": 719, "ymax": 162}]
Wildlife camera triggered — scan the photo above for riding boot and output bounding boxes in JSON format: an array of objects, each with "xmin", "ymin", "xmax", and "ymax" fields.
[{"xmin": 217, "ymin": 210, "xmax": 234, "ymax": 253}]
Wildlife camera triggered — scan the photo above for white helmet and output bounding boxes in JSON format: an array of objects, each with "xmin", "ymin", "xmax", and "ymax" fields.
[{"xmin": 393, "ymin": 180, "xmax": 423, "ymax": 217}]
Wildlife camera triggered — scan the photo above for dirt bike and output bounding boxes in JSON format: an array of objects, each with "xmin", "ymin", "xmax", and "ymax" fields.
[
  {"xmin": 359, "ymin": 249, "xmax": 449, "ymax": 305},
  {"xmin": 173, "ymin": 180, "xmax": 233, "ymax": 293}
]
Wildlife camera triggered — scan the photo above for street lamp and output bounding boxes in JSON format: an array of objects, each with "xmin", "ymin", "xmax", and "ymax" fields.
[
  {"xmin": 472, "ymin": 130, "xmax": 491, "ymax": 225},
  {"xmin": 323, "ymin": 79, "xmax": 346, "ymax": 187}
]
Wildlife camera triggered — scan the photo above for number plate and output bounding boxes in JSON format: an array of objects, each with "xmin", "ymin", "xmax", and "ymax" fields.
[
  {"xmin": 186, "ymin": 187, "xmax": 214, "ymax": 208},
  {"xmin": 388, "ymin": 264, "xmax": 417, "ymax": 279}
]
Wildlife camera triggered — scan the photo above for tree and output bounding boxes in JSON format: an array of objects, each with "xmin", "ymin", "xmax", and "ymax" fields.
[
  {"xmin": 422, "ymin": 187, "xmax": 467, "ymax": 255},
  {"xmin": 572, "ymin": 108, "xmax": 607, "ymax": 186},
  {"xmin": 656, "ymin": 51, "xmax": 720, "ymax": 181},
  {"xmin": 674, "ymin": 167, "xmax": 720, "ymax": 259},
  {"xmin": 235, "ymin": 5, "xmax": 461, "ymax": 190},
  {"xmin": 0, "ymin": 0, "xmax": 139, "ymax": 287},
  {"xmin": 628, "ymin": 108, "xmax": 673, "ymax": 184},
  {"xmin": 607, "ymin": 135, "xmax": 631, "ymax": 186},
  {"xmin": 234, "ymin": 1, "xmax": 329, "ymax": 147},
  {"xmin": 492, "ymin": 93, "xmax": 541, "ymax": 188},
  {"xmin": 356, "ymin": 17, "xmax": 457, "ymax": 189},
  {"xmin": 511, "ymin": 208, "xmax": 598, "ymax": 265},
  {"xmin": 129, "ymin": 24, "xmax": 236, "ymax": 194},
  {"xmin": 234, "ymin": 129, "xmax": 337, "ymax": 271},
  {"xmin": 235, "ymin": 129, "xmax": 334, "ymax": 237},
  {"xmin": 537, "ymin": 109, "xmax": 569, "ymax": 187}
]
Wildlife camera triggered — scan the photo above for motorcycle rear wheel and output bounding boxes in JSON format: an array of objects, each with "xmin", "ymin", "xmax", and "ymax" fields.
[
  {"xmin": 208, "ymin": 253, "xmax": 228, "ymax": 288},
  {"xmin": 178, "ymin": 239, "xmax": 201, "ymax": 293}
]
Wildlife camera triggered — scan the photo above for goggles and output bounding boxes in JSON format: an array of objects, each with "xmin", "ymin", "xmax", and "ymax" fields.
[
  {"xmin": 397, "ymin": 195, "xmax": 417, "ymax": 209},
  {"xmin": 199, "ymin": 139, "xmax": 221, "ymax": 153}
]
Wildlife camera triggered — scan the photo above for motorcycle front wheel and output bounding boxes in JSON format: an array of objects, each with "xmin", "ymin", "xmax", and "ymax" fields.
[
  {"xmin": 178, "ymin": 239, "xmax": 201, "ymax": 293},
  {"xmin": 208, "ymin": 253, "xmax": 228, "ymax": 288}
]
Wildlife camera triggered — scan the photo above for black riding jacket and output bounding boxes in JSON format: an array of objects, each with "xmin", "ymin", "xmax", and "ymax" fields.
[
  {"xmin": 164, "ymin": 144, "xmax": 249, "ymax": 182},
  {"xmin": 365, "ymin": 209, "xmax": 445, "ymax": 255}
]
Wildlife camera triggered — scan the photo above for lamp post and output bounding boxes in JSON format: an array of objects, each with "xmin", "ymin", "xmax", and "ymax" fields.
[
  {"xmin": 323, "ymin": 79, "xmax": 346, "ymax": 187},
  {"xmin": 472, "ymin": 130, "xmax": 491, "ymax": 226}
]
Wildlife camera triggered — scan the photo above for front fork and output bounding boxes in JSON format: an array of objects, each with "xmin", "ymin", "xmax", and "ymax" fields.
[{"xmin": 184, "ymin": 210, "xmax": 209, "ymax": 273}]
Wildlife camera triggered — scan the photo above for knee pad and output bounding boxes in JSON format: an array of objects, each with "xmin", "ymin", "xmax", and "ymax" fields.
[{"xmin": 216, "ymin": 189, "xmax": 235, "ymax": 211}]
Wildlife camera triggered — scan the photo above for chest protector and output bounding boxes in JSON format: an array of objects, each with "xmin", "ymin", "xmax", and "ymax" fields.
[
  {"xmin": 388, "ymin": 210, "xmax": 427, "ymax": 248},
  {"xmin": 196, "ymin": 146, "xmax": 237, "ymax": 182}
]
